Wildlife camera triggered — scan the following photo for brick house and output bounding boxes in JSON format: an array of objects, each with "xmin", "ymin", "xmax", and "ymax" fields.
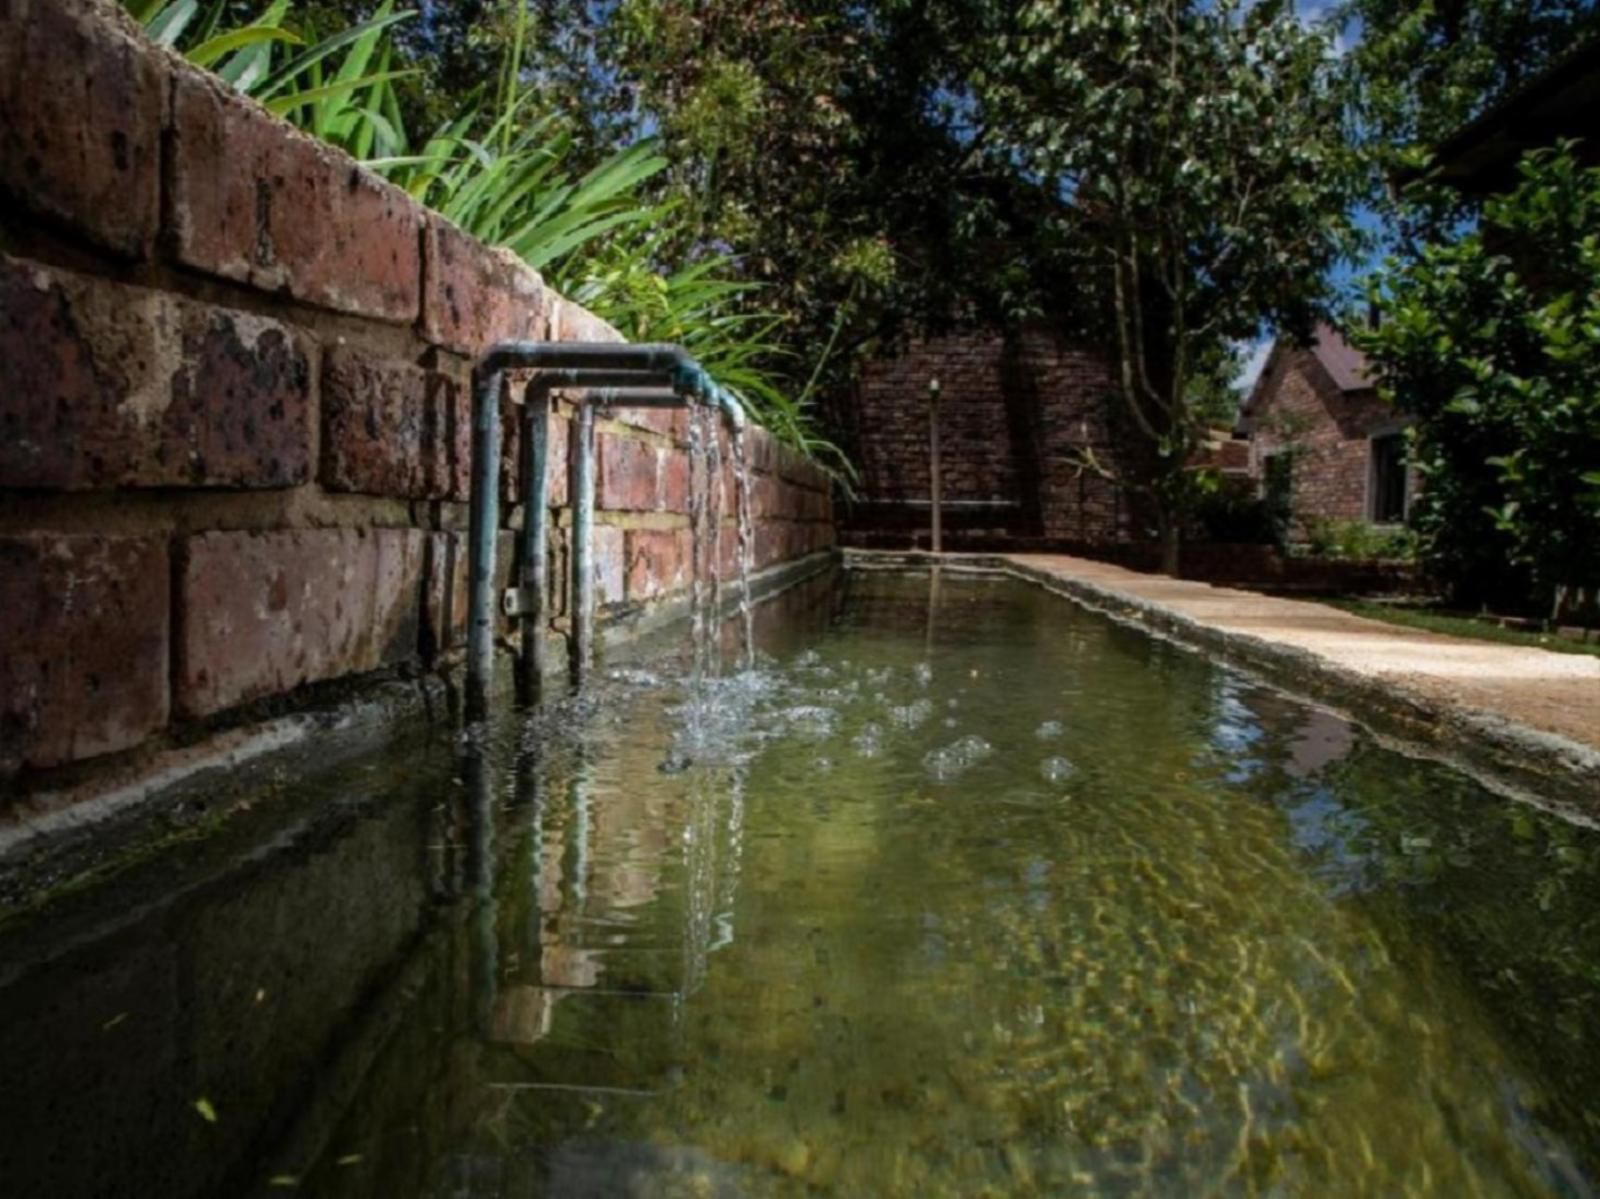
[{"xmin": 1239, "ymin": 322, "xmax": 1411, "ymax": 535}]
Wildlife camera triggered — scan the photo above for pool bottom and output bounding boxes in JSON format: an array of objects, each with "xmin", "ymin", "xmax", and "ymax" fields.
[{"xmin": 1, "ymin": 569, "xmax": 1596, "ymax": 1197}]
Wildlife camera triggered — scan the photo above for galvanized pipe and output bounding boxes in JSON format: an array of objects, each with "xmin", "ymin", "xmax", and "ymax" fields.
[
  {"xmin": 466, "ymin": 367, "xmax": 504, "ymax": 721},
  {"xmin": 515, "ymin": 378, "xmax": 552, "ymax": 703},
  {"xmin": 467, "ymin": 340, "xmax": 751, "ymax": 714}
]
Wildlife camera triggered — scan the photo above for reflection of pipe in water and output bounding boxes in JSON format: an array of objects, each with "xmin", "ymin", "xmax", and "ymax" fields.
[
  {"xmin": 925, "ymin": 565, "xmax": 942, "ymax": 651},
  {"xmin": 461, "ymin": 743, "xmax": 499, "ymax": 1037}
]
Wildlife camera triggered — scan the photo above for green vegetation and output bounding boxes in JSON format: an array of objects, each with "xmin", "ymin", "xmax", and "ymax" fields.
[
  {"xmin": 1299, "ymin": 518, "xmax": 1418, "ymax": 562},
  {"xmin": 1354, "ymin": 145, "xmax": 1600, "ymax": 616},
  {"xmin": 1323, "ymin": 598, "xmax": 1600, "ymax": 657},
  {"xmin": 970, "ymin": 0, "xmax": 1363, "ymax": 572}
]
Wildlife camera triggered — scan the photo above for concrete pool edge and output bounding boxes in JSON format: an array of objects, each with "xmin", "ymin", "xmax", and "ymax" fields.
[{"xmin": 843, "ymin": 548, "xmax": 1600, "ymax": 815}]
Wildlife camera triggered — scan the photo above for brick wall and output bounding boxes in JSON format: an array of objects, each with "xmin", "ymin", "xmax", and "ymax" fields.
[
  {"xmin": 0, "ymin": 0, "xmax": 833, "ymax": 783},
  {"xmin": 1250, "ymin": 348, "xmax": 1398, "ymax": 529},
  {"xmin": 845, "ymin": 327, "xmax": 1134, "ymax": 545}
]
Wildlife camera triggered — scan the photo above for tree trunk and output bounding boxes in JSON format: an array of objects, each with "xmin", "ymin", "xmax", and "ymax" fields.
[{"xmin": 1157, "ymin": 507, "xmax": 1181, "ymax": 576}]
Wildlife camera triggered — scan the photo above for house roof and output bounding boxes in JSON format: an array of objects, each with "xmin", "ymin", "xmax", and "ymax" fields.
[
  {"xmin": 1240, "ymin": 322, "xmax": 1372, "ymax": 427},
  {"xmin": 1424, "ymin": 33, "xmax": 1600, "ymax": 194}
]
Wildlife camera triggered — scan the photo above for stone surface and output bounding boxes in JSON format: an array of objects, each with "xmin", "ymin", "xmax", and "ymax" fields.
[
  {"xmin": 0, "ymin": 535, "xmax": 169, "ymax": 770},
  {"xmin": 176, "ymin": 529, "xmax": 425, "ymax": 718},
  {"xmin": 321, "ymin": 346, "xmax": 466, "ymax": 499},
  {"xmin": 597, "ymin": 432, "xmax": 659, "ymax": 512},
  {"xmin": 0, "ymin": 257, "xmax": 311, "ymax": 489},
  {"xmin": 168, "ymin": 66, "xmax": 422, "ymax": 322},
  {"xmin": 591, "ymin": 524, "xmax": 627, "ymax": 606},
  {"xmin": 625, "ymin": 528, "xmax": 692, "ymax": 601},
  {"xmin": 0, "ymin": 0, "xmax": 163, "ymax": 258},
  {"xmin": 421, "ymin": 217, "xmax": 548, "ymax": 354}
]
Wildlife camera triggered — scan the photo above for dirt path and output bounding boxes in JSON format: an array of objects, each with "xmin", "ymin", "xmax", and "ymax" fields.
[{"xmin": 1006, "ymin": 554, "xmax": 1600, "ymax": 754}]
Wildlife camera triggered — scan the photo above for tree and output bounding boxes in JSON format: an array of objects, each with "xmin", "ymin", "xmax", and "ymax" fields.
[
  {"xmin": 1338, "ymin": 0, "xmax": 1600, "ymax": 157},
  {"xmin": 970, "ymin": 0, "xmax": 1362, "ymax": 571},
  {"xmin": 1354, "ymin": 145, "xmax": 1600, "ymax": 616}
]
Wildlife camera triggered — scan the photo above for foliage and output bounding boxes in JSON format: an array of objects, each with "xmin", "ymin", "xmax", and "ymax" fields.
[
  {"xmin": 1355, "ymin": 144, "xmax": 1600, "ymax": 612},
  {"xmin": 1299, "ymin": 518, "xmax": 1418, "ymax": 561},
  {"xmin": 125, "ymin": 0, "xmax": 842, "ymax": 458},
  {"xmin": 969, "ymin": 0, "xmax": 1363, "ymax": 570},
  {"xmin": 1337, "ymin": 0, "xmax": 1599, "ymax": 165}
]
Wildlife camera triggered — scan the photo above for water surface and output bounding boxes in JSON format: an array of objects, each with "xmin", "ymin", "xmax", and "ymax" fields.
[{"xmin": 3, "ymin": 569, "xmax": 1598, "ymax": 1197}]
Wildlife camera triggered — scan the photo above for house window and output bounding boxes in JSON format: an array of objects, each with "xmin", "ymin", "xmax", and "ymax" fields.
[{"xmin": 1369, "ymin": 433, "xmax": 1408, "ymax": 523}]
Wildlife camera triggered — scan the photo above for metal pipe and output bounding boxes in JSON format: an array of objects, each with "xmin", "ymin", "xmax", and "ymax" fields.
[
  {"xmin": 515, "ymin": 378, "xmax": 551, "ymax": 703},
  {"xmin": 466, "ymin": 367, "xmax": 503, "ymax": 721},
  {"xmin": 570, "ymin": 402, "xmax": 597, "ymax": 686},
  {"xmin": 467, "ymin": 340, "xmax": 749, "ymax": 714}
]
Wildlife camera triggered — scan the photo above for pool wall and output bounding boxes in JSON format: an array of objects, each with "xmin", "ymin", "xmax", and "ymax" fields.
[{"xmin": 0, "ymin": 2, "xmax": 835, "ymax": 798}]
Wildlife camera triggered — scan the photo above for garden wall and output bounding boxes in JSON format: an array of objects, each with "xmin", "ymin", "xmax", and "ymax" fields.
[
  {"xmin": 843, "ymin": 327, "xmax": 1135, "ymax": 546},
  {"xmin": 0, "ymin": 0, "xmax": 834, "ymax": 787}
]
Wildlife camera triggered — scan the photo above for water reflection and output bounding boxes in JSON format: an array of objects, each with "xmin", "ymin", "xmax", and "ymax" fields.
[{"xmin": 2, "ymin": 569, "xmax": 1598, "ymax": 1197}]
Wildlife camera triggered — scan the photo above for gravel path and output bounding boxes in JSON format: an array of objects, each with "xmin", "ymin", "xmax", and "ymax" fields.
[{"xmin": 1007, "ymin": 553, "xmax": 1600, "ymax": 755}]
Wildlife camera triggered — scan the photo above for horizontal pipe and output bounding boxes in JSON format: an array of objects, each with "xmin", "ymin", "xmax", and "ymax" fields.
[{"xmin": 479, "ymin": 341, "xmax": 693, "ymax": 377}]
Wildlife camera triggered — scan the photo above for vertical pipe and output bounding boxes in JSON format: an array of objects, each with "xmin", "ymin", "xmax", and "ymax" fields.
[
  {"xmin": 928, "ymin": 376, "xmax": 943, "ymax": 555},
  {"xmin": 517, "ymin": 382, "xmax": 551, "ymax": 702},
  {"xmin": 569, "ymin": 402, "xmax": 597, "ymax": 686},
  {"xmin": 466, "ymin": 368, "xmax": 504, "ymax": 720}
]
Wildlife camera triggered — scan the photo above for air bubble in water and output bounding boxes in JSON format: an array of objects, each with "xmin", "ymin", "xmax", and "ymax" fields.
[
  {"xmin": 1036, "ymin": 720, "xmax": 1065, "ymax": 740},
  {"xmin": 852, "ymin": 723, "xmax": 883, "ymax": 758},
  {"xmin": 889, "ymin": 699, "xmax": 934, "ymax": 729},
  {"xmin": 1040, "ymin": 756, "xmax": 1076, "ymax": 784},
  {"xmin": 924, "ymin": 735, "xmax": 994, "ymax": 780}
]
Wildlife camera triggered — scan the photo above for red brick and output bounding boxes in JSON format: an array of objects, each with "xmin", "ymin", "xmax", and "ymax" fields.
[
  {"xmin": 0, "ymin": 535, "xmax": 169, "ymax": 771},
  {"xmin": 597, "ymin": 432, "xmax": 659, "ymax": 512},
  {"xmin": 591, "ymin": 524, "xmax": 626, "ymax": 606},
  {"xmin": 0, "ymin": 257, "xmax": 311, "ymax": 489},
  {"xmin": 168, "ymin": 67, "xmax": 421, "ymax": 322},
  {"xmin": 625, "ymin": 528, "xmax": 691, "ymax": 601},
  {"xmin": 660, "ymin": 448, "xmax": 691, "ymax": 513},
  {"xmin": 176, "ymin": 528, "xmax": 425, "ymax": 718},
  {"xmin": 0, "ymin": 0, "xmax": 163, "ymax": 258},
  {"xmin": 551, "ymin": 297, "xmax": 624, "ymax": 345},
  {"xmin": 321, "ymin": 346, "xmax": 466, "ymax": 500},
  {"xmin": 421, "ymin": 217, "xmax": 548, "ymax": 354},
  {"xmin": 321, "ymin": 346, "xmax": 428, "ymax": 497}
]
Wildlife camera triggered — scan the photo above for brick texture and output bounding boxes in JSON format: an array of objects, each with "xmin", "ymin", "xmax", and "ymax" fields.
[
  {"xmin": 1250, "ymin": 349, "xmax": 1398, "ymax": 530},
  {"xmin": 176, "ymin": 529, "xmax": 426, "ymax": 719},
  {"xmin": 847, "ymin": 328, "xmax": 1129, "ymax": 544},
  {"xmin": 421, "ymin": 217, "xmax": 548, "ymax": 354},
  {"xmin": 0, "ymin": 0, "xmax": 163, "ymax": 258},
  {"xmin": 168, "ymin": 67, "xmax": 422, "ymax": 322},
  {"xmin": 0, "ymin": 257, "xmax": 311, "ymax": 490},
  {"xmin": 0, "ymin": 535, "xmax": 169, "ymax": 770},
  {"xmin": 321, "ymin": 346, "xmax": 468, "ymax": 500}
]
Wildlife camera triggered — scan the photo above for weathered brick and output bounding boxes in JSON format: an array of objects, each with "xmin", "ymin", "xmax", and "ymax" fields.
[
  {"xmin": 597, "ymin": 432, "xmax": 659, "ymax": 512},
  {"xmin": 0, "ymin": 535, "xmax": 169, "ymax": 771},
  {"xmin": 660, "ymin": 447, "xmax": 691, "ymax": 513},
  {"xmin": 168, "ymin": 66, "xmax": 421, "ymax": 322},
  {"xmin": 625, "ymin": 528, "xmax": 691, "ymax": 601},
  {"xmin": 0, "ymin": 0, "xmax": 163, "ymax": 257},
  {"xmin": 592, "ymin": 524, "xmax": 626, "ymax": 606},
  {"xmin": 0, "ymin": 257, "xmax": 311, "ymax": 490},
  {"xmin": 321, "ymin": 346, "xmax": 467, "ymax": 500},
  {"xmin": 176, "ymin": 528, "xmax": 425, "ymax": 718},
  {"xmin": 421, "ymin": 217, "xmax": 548, "ymax": 354}
]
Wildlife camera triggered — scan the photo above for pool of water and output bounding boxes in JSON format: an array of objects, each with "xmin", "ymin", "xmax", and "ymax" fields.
[{"xmin": 3, "ymin": 569, "xmax": 1599, "ymax": 1197}]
